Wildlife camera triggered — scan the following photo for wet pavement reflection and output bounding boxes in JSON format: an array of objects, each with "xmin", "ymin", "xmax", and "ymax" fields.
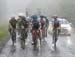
[{"xmin": 0, "ymin": 31, "xmax": 75, "ymax": 57}]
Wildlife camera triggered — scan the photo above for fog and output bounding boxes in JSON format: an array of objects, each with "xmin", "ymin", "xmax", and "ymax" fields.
[
  {"xmin": 7, "ymin": 0, "xmax": 33, "ymax": 17},
  {"xmin": 0, "ymin": 0, "xmax": 74, "ymax": 26},
  {"xmin": 0, "ymin": 0, "xmax": 7, "ymax": 26}
]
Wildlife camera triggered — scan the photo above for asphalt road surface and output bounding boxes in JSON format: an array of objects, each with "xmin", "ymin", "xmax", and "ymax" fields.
[{"xmin": 0, "ymin": 29, "xmax": 75, "ymax": 57}]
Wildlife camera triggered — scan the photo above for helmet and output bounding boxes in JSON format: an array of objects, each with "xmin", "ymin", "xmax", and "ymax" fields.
[
  {"xmin": 31, "ymin": 15, "xmax": 38, "ymax": 20},
  {"xmin": 52, "ymin": 15, "xmax": 58, "ymax": 19},
  {"xmin": 11, "ymin": 16, "xmax": 15, "ymax": 19},
  {"xmin": 18, "ymin": 13, "xmax": 25, "ymax": 17},
  {"xmin": 40, "ymin": 15, "xmax": 44, "ymax": 18}
]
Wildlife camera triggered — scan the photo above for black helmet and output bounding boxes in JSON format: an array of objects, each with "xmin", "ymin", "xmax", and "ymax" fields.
[
  {"xmin": 31, "ymin": 15, "xmax": 38, "ymax": 19},
  {"xmin": 40, "ymin": 15, "xmax": 45, "ymax": 18},
  {"xmin": 11, "ymin": 16, "xmax": 15, "ymax": 19}
]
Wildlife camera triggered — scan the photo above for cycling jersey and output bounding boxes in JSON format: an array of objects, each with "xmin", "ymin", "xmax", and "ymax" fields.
[
  {"xmin": 9, "ymin": 18, "xmax": 17, "ymax": 29},
  {"xmin": 53, "ymin": 19, "xmax": 60, "ymax": 29},
  {"xmin": 32, "ymin": 20, "xmax": 40, "ymax": 30}
]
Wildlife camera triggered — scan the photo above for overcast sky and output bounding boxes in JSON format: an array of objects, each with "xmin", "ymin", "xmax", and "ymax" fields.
[{"xmin": 0, "ymin": 0, "xmax": 74, "ymax": 25}]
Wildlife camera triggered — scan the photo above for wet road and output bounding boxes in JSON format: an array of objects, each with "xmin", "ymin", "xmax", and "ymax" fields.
[{"xmin": 0, "ymin": 29, "xmax": 75, "ymax": 57}]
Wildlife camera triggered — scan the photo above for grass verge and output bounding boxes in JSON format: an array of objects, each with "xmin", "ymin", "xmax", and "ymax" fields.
[{"xmin": 0, "ymin": 25, "xmax": 8, "ymax": 43}]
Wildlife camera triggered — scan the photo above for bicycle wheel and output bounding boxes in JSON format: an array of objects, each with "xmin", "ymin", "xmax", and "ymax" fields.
[
  {"xmin": 11, "ymin": 30, "xmax": 16, "ymax": 46},
  {"xmin": 21, "ymin": 29, "xmax": 27, "ymax": 49},
  {"xmin": 53, "ymin": 29, "xmax": 58, "ymax": 50},
  {"xmin": 21, "ymin": 39, "xmax": 25, "ymax": 49},
  {"xmin": 33, "ymin": 38, "xmax": 37, "ymax": 50}
]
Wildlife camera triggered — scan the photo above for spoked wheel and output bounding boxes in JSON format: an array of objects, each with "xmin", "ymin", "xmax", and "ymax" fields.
[
  {"xmin": 21, "ymin": 35, "xmax": 26, "ymax": 49},
  {"xmin": 21, "ymin": 31, "xmax": 27, "ymax": 49},
  {"xmin": 53, "ymin": 29, "xmax": 58, "ymax": 50},
  {"xmin": 12, "ymin": 39, "xmax": 15, "ymax": 46},
  {"xmin": 54, "ymin": 37, "xmax": 56, "ymax": 50},
  {"xmin": 21, "ymin": 39, "xmax": 25, "ymax": 49},
  {"xmin": 33, "ymin": 38, "xmax": 38, "ymax": 50},
  {"xmin": 11, "ymin": 31, "xmax": 16, "ymax": 46},
  {"xmin": 12, "ymin": 37, "xmax": 16, "ymax": 46}
]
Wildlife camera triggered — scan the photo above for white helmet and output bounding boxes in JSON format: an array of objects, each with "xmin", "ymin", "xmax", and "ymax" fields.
[
  {"xmin": 18, "ymin": 13, "xmax": 25, "ymax": 17},
  {"xmin": 52, "ymin": 15, "xmax": 58, "ymax": 19}
]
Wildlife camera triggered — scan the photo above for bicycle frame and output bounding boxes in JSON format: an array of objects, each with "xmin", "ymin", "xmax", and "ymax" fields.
[{"xmin": 53, "ymin": 29, "xmax": 58, "ymax": 49}]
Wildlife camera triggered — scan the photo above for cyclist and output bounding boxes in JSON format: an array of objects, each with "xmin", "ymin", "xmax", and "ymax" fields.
[
  {"xmin": 8, "ymin": 17, "xmax": 17, "ymax": 45},
  {"xmin": 18, "ymin": 14, "xmax": 29, "ymax": 49},
  {"xmin": 31, "ymin": 15, "xmax": 40, "ymax": 47},
  {"xmin": 52, "ymin": 15, "xmax": 61, "ymax": 47}
]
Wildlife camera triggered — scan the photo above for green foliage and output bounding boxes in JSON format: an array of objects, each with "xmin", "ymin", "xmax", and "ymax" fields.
[{"xmin": 0, "ymin": 26, "xmax": 8, "ymax": 41}]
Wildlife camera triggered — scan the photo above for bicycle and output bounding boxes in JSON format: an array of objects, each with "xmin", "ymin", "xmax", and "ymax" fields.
[
  {"xmin": 53, "ymin": 28, "xmax": 59, "ymax": 50},
  {"xmin": 11, "ymin": 29, "xmax": 16, "ymax": 46},
  {"xmin": 21, "ymin": 29, "xmax": 28, "ymax": 49}
]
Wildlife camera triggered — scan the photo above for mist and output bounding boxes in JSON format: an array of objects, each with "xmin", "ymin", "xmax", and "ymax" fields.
[{"xmin": 0, "ymin": 0, "xmax": 74, "ymax": 26}]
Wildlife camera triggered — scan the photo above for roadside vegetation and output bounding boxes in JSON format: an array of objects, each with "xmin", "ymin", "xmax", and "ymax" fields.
[{"xmin": 0, "ymin": 25, "xmax": 8, "ymax": 43}]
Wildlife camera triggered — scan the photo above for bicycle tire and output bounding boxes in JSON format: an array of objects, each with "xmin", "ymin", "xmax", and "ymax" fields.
[
  {"xmin": 53, "ymin": 29, "xmax": 58, "ymax": 50},
  {"xmin": 11, "ymin": 30, "xmax": 16, "ymax": 46},
  {"xmin": 21, "ymin": 29, "xmax": 27, "ymax": 49}
]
